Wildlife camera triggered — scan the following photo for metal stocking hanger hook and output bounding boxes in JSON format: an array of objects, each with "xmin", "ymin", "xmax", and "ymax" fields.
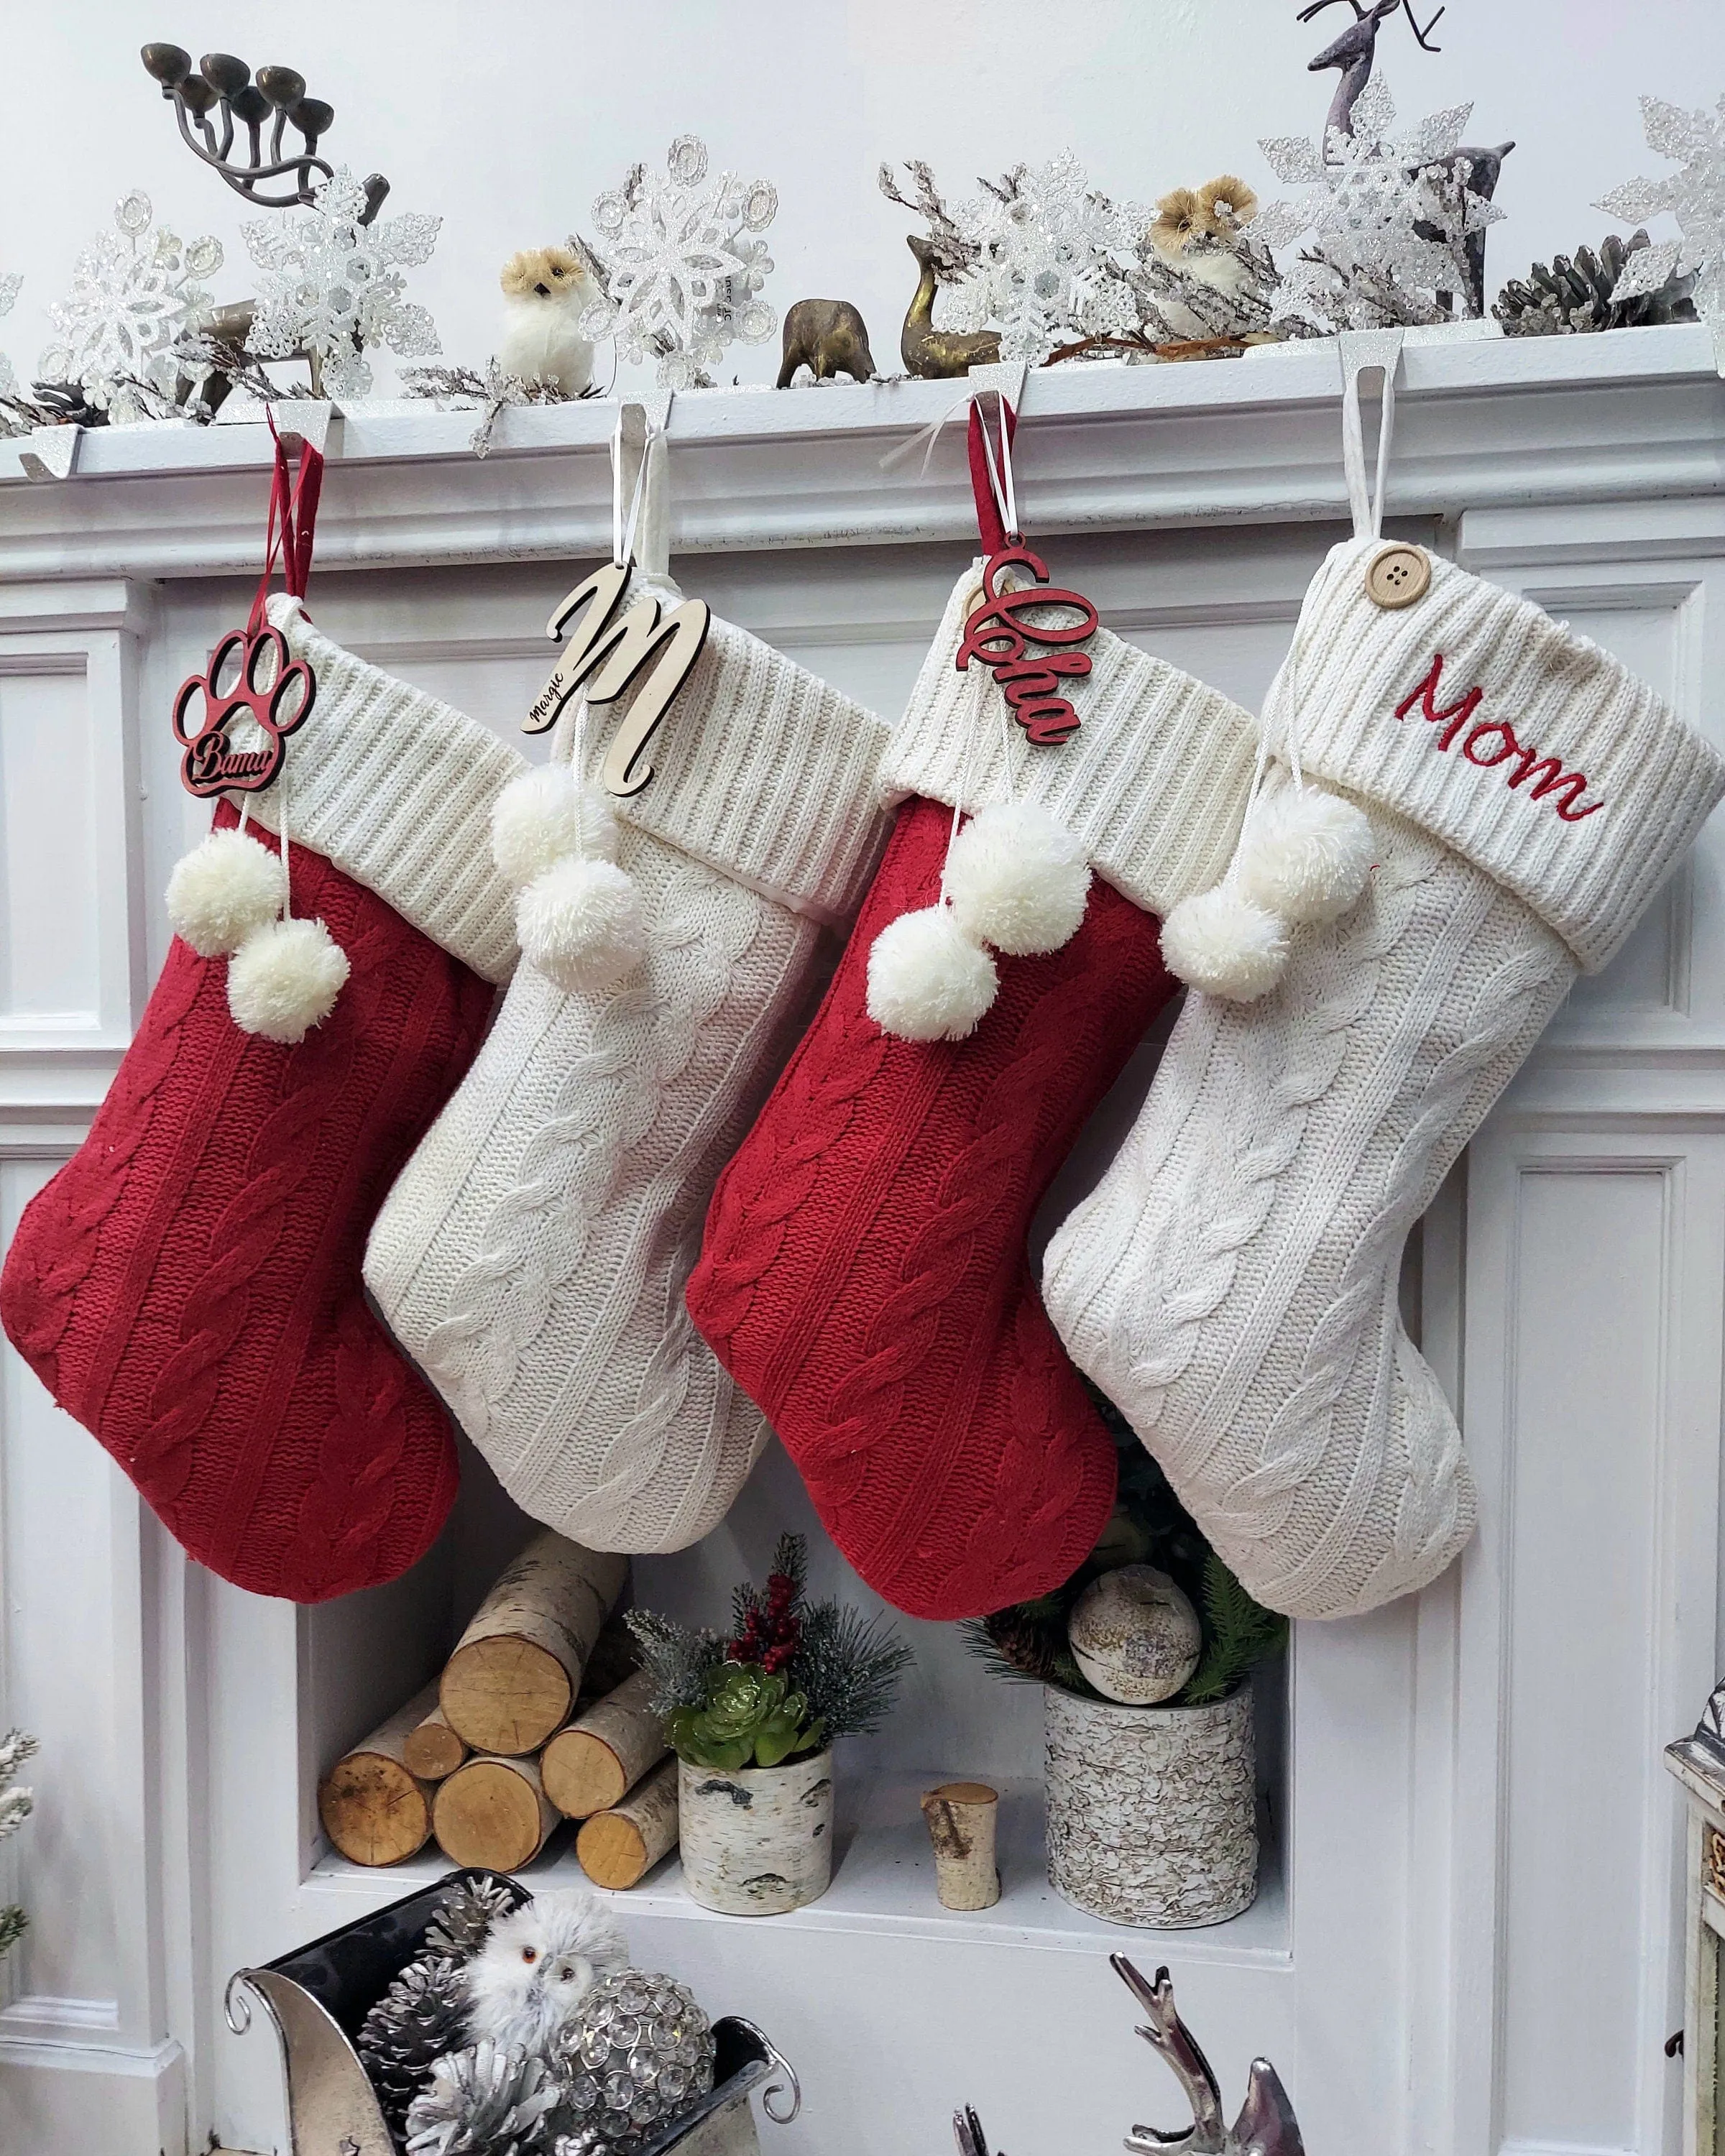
[
  {"xmin": 956, "ymin": 374, "xmax": 1103, "ymax": 748},
  {"xmin": 524, "ymin": 395, "xmax": 712, "ymax": 798}
]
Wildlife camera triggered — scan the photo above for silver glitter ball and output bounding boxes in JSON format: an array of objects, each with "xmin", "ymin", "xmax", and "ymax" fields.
[{"xmin": 551, "ymin": 1971, "xmax": 714, "ymax": 2153}]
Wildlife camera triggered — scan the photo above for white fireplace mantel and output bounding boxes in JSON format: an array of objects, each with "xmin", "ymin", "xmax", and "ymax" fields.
[{"xmin": 0, "ymin": 324, "xmax": 1722, "ymax": 2156}]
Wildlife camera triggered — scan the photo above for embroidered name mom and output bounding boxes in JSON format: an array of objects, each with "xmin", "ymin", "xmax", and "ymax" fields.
[{"xmin": 1394, "ymin": 653, "xmax": 1604, "ymax": 824}]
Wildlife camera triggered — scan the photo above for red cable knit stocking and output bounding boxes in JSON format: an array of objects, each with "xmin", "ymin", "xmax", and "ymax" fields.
[
  {"xmin": 688, "ymin": 796, "xmax": 1174, "ymax": 1618},
  {"xmin": 1, "ymin": 808, "xmax": 498, "ymax": 1600}
]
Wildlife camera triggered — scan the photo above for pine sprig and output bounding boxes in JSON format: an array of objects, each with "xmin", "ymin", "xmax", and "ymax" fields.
[
  {"xmin": 624, "ymin": 1610, "xmax": 725, "ymax": 1718},
  {"xmin": 794, "ymin": 1603, "xmax": 912, "ymax": 1740},
  {"xmin": 1180, "ymin": 1553, "xmax": 1289, "ymax": 1705}
]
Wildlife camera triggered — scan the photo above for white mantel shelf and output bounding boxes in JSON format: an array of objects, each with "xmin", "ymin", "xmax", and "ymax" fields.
[{"xmin": 1, "ymin": 323, "xmax": 1723, "ymax": 580}]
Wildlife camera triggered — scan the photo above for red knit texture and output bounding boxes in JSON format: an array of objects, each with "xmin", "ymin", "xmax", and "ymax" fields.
[
  {"xmin": 686, "ymin": 795, "xmax": 1179, "ymax": 1620},
  {"xmin": 0, "ymin": 806, "xmax": 494, "ymax": 1601}
]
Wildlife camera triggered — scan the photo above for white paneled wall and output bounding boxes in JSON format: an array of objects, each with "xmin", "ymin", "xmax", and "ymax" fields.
[{"xmin": 0, "ymin": 336, "xmax": 1721, "ymax": 2155}]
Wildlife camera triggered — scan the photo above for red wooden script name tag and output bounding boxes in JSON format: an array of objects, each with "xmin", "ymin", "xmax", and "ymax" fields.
[
  {"xmin": 956, "ymin": 544, "xmax": 1100, "ymax": 745},
  {"xmin": 172, "ymin": 623, "xmax": 316, "ymax": 797}
]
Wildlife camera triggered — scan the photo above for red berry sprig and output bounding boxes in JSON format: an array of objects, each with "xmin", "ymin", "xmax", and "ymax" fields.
[{"xmin": 730, "ymin": 1568, "xmax": 801, "ymax": 1673}]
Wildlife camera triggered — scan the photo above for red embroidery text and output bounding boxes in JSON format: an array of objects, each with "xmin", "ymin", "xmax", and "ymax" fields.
[{"xmin": 1394, "ymin": 653, "xmax": 1604, "ymax": 824}]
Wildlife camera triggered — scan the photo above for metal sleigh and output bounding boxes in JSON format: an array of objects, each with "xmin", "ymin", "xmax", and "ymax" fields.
[{"xmin": 225, "ymin": 1869, "xmax": 801, "ymax": 2156}]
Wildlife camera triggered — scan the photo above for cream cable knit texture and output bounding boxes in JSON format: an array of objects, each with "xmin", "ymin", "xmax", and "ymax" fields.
[
  {"xmin": 365, "ymin": 589, "xmax": 890, "ymax": 1552},
  {"xmin": 252, "ymin": 594, "xmax": 527, "ymax": 981},
  {"xmin": 883, "ymin": 566, "xmax": 1259, "ymax": 911},
  {"xmin": 1044, "ymin": 550, "xmax": 1725, "ymax": 1618}
]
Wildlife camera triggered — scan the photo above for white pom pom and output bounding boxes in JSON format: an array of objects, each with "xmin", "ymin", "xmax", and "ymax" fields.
[
  {"xmin": 517, "ymin": 855, "xmax": 646, "ymax": 992},
  {"xmin": 226, "ymin": 916, "xmax": 349, "ymax": 1044},
  {"xmin": 1236, "ymin": 785, "xmax": 1375, "ymax": 924},
  {"xmin": 165, "ymin": 828, "xmax": 288, "ymax": 958},
  {"xmin": 1161, "ymin": 886, "xmax": 1289, "ymax": 1003},
  {"xmin": 867, "ymin": 906, "xmax": 998, "ymax": 1041},
  {"xmin": 491, "ymin": 765, "xmax": 620, "ymax": 886},
  {"xmin": 943, "ymin": 800, "xmax": 1092, "ymax": 957}
]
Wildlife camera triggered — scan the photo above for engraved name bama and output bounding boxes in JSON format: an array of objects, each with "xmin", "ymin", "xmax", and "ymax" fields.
[{"xmin": 1394, "ymin": 653, "xmax": 1603, "ymax": 824}]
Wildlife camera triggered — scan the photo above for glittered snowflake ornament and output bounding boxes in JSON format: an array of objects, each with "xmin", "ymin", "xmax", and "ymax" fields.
[
  {"xmin": 580, "ymin": 136, "xmax": 777, "ymax": 390},
  {"xmin": 1597, "ymin": 94, "xmax": 1725, "ymax": 372},
  {"xmin": 947, "ymin": 152, "xmax": 1146, "ymax": 364},
  {"xmin": 244, "ymin": 165, "xmax": 441, "ymax": 399},
  {"xmin": 0, "ymin": 273, "xmax": 19, "ymax": 402},
  {"xmin": 1259, "ymin": 75, "xmax": 1505, "ymax": 333},
  {"xmin": 39, "ymin": 192, "xmax": 221, "ymax": 421}
]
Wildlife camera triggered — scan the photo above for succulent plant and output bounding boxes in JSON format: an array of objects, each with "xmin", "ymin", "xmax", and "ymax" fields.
[
  {"xmin": 1494, "ymin": 228, "xmax": 1698, "ymax": 336},
  {"xmin": 663, "ymin": 1664, "xmax": 822, "ymax": 1772}
]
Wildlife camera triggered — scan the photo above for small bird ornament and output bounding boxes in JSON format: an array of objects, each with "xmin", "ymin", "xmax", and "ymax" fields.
[{"xmin": 498, "ymin": 245, "xmax": 598, "ymax": 396}]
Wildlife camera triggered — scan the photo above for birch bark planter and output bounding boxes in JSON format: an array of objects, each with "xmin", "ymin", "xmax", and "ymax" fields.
[
  {"xmin": 678, "ymin": 1751, "xmax": 834, "ymax": 1915},
  {"xmin": 1044, "ymin": 1682, "xmax": 1256, "ymax": 1929}
]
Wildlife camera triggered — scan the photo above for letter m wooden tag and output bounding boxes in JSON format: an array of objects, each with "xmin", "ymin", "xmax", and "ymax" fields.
[{"xmin": 525, "ymin": 561, "xmax": 712, "ymax": 797}]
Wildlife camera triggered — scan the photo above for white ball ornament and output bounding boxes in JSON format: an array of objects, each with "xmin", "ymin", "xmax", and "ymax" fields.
[
  {"xmin": 1067, "ymin": 1563, "xmax": 1203, "ymax": 1705},
  {"xmin": 1161, "ymin": 885, "xmax": 1289, "ymax": 1003},
  {"xmin": 517, "ymin": 855, "xmax": 646, "ymax": 993},
  {"xmin": 944, "ymin": 800, "xmax": 1091, "ymax": 957},
  {"xmin": 165, "ymin": 828, "xmax": 289, "ymax": 958},
  {"xmin": 1236, "ymin": 785, "xmax": 1374, "ymax": 925},
  {"xmin": 491, "ymin": 766, "xmax": 620, "ymax": 887},
  {"xmin": 226, "ymin": 916, "xmax": 349, "ymax": 1044},
  {"xmin": 867, "ymin": 906, "xmax": 998, "ymax": 1041}
]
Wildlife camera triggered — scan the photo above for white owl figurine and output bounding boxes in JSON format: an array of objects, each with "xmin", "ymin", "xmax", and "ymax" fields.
[
  {"xmin": 463, "ymin": 1886, "xmax": 629, "ymax": 2057},
  {"xmin": 497, "ymin": 246, "xmax": 597, "ymax": 397}
]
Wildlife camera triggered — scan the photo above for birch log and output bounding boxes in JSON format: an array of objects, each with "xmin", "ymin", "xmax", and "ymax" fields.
[
  {"xmin": 318, "ymin": 1684, "xmax": 438, "ymax": 1866},
  {"xmin": 542, "ymin": 1670, "xmax": 668, "ymax": 1820},
  {"xmin": 678, "ymin": 1749, "xmax": 833, "ymax": 1915},
  {"xmin": 439, "ymin": 1531, "xmax": 628, "ymax": 1756},
  {"xmin": 432, "ymin": 1752, "xmax": 558, "ymax": 1872},
  {"xmin": 401, "ymin": 1703, "xmax": 468, "ymax": 1782},
  {"xmin": 576, "ymin": 1756, "xmax": 679, "ymax": 1889},
  {"xmin": 921, "ymin": 1782, "xmax": 1001, "ymax": 1910}
]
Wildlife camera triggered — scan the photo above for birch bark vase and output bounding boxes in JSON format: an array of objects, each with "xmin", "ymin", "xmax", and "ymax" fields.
[
  {"xmin": 1044, "ymin": 1683, "xmax": 1256, "ymax": 1928},
  {"xmin": 677, "ymin": 1751, "xmax": 833, "ymax": 1915}
]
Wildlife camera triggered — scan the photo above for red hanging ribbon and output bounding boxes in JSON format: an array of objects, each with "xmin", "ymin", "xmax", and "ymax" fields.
[
  {"xmin": 966, "ymin": 395, "xmax": 1018, "ymax": 555},
  {"xmin": 247, "ymin": 409, "xmax": 325, "ymax": 631}
]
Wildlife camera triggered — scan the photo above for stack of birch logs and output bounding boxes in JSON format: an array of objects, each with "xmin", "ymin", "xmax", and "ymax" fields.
[{"xmin": 318, "ymin": 1530, "xmax": 678, "ymax": 1889}]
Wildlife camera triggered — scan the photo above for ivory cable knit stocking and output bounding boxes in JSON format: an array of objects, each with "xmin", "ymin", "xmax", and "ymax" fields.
[
  {"xmin": 0, "ymin": 601, "xmax": 525, "ymax": 1599},
  {"xmin": 687, "ymin": 568, "xmax": 1259, "ymax": 1620},
  {"xmin": 364, "ymin": 580, "xmax": 889, "ymax": 1552},
  {"xmin": 1044, "ymin": 535, "xmax": 1725, "ymax": 1618}
]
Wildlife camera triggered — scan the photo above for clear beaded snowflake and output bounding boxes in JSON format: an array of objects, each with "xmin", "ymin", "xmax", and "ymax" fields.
[
  {"xmin": 945, "ymin": 153, "xmax": 1146, "ymax": 364},
  {"xmin": 243, "ymin": 165, "xmax": 441, "ymax": 400},
  {"xmin": 0, "ymin": 273, "xmax": 19, "ymax": 401},
  {"xmin": 580, "ymin": 137, "xmax": 777, "ymax": 390},
  {"xmin": 37, "ymin": 192, "xmax": 222, "ymax": 422},
  {"xmin": 1258, "ymin": 75, "xmax": 1504, "ymax": 333},
  {"xmin": 1596, "ymin": 95, "xmax": 1725, "ymax": 368}
]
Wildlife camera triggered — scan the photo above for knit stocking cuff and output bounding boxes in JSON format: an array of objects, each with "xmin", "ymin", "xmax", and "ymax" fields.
[
  {"xmin": 879, "ymin": 566, "xmax": 1260, "ymax": 918},
  {"xmin": 596, "ymin": 576, "xmax": 892, "ymax": 926},
  {"xmin": 252, "ymin": 595, "xmax": 526, "ymax": 982},
  {"xmin": 1279, "ymin": 539, "xmax": 1725, "ymax": 973}
]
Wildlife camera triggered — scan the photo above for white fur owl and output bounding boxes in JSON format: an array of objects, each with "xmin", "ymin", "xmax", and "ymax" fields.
[
  {"xmin": 498, "ymin": 246, "xmax": 597, "ymax": 396},
  {"xmin": 463, "ymin": 1886, "xmax": 629, "ymax": 2056}
]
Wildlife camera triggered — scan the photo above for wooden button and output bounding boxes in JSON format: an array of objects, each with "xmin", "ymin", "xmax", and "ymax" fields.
[{"xmin": 1365, "ymin": 543, "xmax": 1430, "ymax": 609}]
